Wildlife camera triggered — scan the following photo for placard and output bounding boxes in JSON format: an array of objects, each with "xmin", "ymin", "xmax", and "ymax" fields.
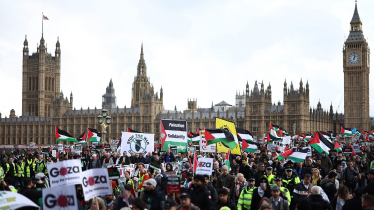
[
  {"xmin": 149, "ymin": 159, "xmax": 161, "ymax": 170},
  {"xmin": 167, "ymin": 174, "xmax": 180, "ymax": 185},
  {"xmin": 160, "ymin": 119, "xmax": 188, "ymax": 152},
  {"xmin": 81, "ymin": 168, "xmax": 112, "ymax": 201},
  {"xmin": 121, "ymin": 132, "xmax": 155, "ymax": 157},
  {"xmin": 30, "ymin": 142, "xmax": 35, "ymax": 149},
  {"xmin": 195, "ymin": 158, "xmax": 213, "ymax": 175},
  {"xmin": 92, "ymin": 142, "xmax": 98, "ymax": 148},
  {"xmin": 47, "ymin": 159, "xmax": 82, "ymax": 187},
  {"xmin": 353, "ymin": 144, "xmax": 360, "ymax": 154},
  {"xmin": 107, "ymin": 167, "xmax": 120, "ymax": 180},
  {"xmin": 0, "ymin": 191, "xmax": 38, "ymax": 209},
  {"xmin": 43, "ymin": 185, "xmax": 78, "ymax": 210},
  {"xmin": 58, "ymin": 144, "xmax": 63, "ymax": 151},
  {"xmin": 302, "ymin": 146, "xmax": 312, "ymax": 157},
  {"xmin": 52, "ymin": 150, "xmax": 56, "ymax": 158}
]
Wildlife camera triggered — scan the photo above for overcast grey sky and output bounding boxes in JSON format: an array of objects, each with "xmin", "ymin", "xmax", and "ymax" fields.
[{"xmin": 1, "ymin": 0, "xmax": 373, "ymax": 117}]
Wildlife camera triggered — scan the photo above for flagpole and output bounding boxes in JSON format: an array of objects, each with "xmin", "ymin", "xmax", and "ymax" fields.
[{"xmin": 42, "ymin": 12, "xmax": 43, "ymax": 37}]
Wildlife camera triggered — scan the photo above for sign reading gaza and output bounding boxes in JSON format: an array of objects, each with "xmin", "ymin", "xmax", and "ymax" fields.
[
  {"xmin": 47, "ymin": 159, "xmax": 82, "ymax": 188},
  {"xmin": 81, "ymin": 168, "xmax": 112, "ymax": 201},
  {"xmin": 43, "ymin": 185, "xmax": 78, "ymax": 210},
  {"xmin": 160, "ymin": 119, "xmax": 187, "ymax": 153},
  {"xmin": 195, "ymin": 158, "xmax": 213, "ymax": 175}
]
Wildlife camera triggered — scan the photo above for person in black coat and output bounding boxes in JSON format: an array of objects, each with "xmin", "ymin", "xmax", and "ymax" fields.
[
  {"xmin": 119, "ymin": 151, "xmax": 131, "ymax": 165},
  {"xmin": 342, "ymin": 188, "xmax": 363, "ymax": 210},
  {"xmin": 189, "ymin": 174, "xmax": 213, "ymax": 210},
  {"xmin": 136, "ymin": 152, "xmax": 147, "ymax": 164},
  {"xmin": 301, "ymin": 158, "xmax": 313, "ymax": 178},
  {"xmin": 141, "ymin": 179, "xmax": 165, "ymax": 210},
  {"xmin": 251, "ymin": 176, "xmax": 272, "ymax": 210},
  {"xmin": 204, "ymin": 175, "xmax": 218, "ymax": 204},
  {"xmin": 239, "ymin": 159, "xmax": 253, "ymax": 180},
  {"xmin": 213, "ymin": 188, "xmax": 237, "ymax": 210}
]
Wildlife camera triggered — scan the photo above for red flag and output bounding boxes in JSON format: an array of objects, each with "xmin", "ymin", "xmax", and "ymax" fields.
[
  {"xmin": 193, "ymin": 152, "xmax": 198, "ymax": 173},
  {"xmin": 351, "ymin": 148, "xmax": 356, "ymax": 156},
  {"xmin": 43, "ymin": 15, "xmax": 49, "ymax": 20}
]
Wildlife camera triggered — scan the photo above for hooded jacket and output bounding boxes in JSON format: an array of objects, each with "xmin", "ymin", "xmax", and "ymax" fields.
[
  {"xmin": 189, "ymin": 184, "xmax": 213, "ymax": 210},
  {"xmin": 251, "ymin": 176, "xmax": 272, "ymax": 210},
  {"xmin": 142, "ymin": 188, "xmax": 165, "ymax": 210},
  {"xmin": 307, "ymin": 194, "xmax": 332, "ymax": 210}
]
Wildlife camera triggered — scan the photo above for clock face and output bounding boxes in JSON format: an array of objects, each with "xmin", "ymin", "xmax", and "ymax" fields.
[{"xmin": 348, "ymin": 52, "xmax": 360, "ymax": 64}]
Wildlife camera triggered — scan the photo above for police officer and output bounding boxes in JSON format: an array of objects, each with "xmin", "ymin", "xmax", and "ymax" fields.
[
  {"xmin": 14, "ymin": 158, "xmax": 24, "ymax": 189},
  {"xmin": 237, "ymin": 177, "xmax": 256, "ymax": 210},
  {"xmin": 35, "ymin": 155, "xmax": 47, "ymax": 175},
  {"xmin": 4, "ymin": 157, "xmax": 18, "ymax": 187},
  {"xmin": 264, "ymin": 166, "xmax": 275, "ymax": 186},
  {"xmin": 274, "ymin": 176, "xmax": 291, "ymax": 206},
  {"xmin": 282, "ymin": 168, "xmax": 300, "ymax": 210}
]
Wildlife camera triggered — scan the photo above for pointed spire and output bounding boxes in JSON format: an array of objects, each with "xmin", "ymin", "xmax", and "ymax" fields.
[
  {"xmin": 351, "ymin": 0, "xmax": 361, "ymax": 24},
  {"xmin": 109, "ymin": 78, "xmax": 113, "ymax": 87},
  {"xmin": 140, "ymin": 43, "xmax": 144, "ymax": 60},
  {"xmin": 24, "ymin": 35, "xmax": 28, "ymax": 46}
]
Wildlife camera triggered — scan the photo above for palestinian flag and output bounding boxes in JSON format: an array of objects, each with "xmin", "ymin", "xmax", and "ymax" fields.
[
  {"xmin": 303, "ymin": 133, "xmax": 312, "ymax": 141},
  {"xmin": 188, "ymin": 131, "xmax": 200, "ymax": 146},
  {"xmin": 193, "ymin": 152, "xmax": 198, "ymax": 173},
  {"xmin": 77, "ymin": 132, "xmax": 86, "ymax": 141},
  {"xmin": 127, "ymin": 128, "xmax": 140, "ymax": 133},
  {"xmin": 320, "ymin": 131, "xmax": 332, "ymax": 142},
  {"xmin": 341, "ymin": 126, "xmax": 352, "ymax": 136},
  {"xmin": 237, "ymin": 128, "xmax": 254, "ymax": 142},
  {"xmin": 266, "ymin": 133, "xmax": 282, "ymax": 144},
  {"xmin": 280, "ymin": 127, "xmax": 288, "ymax": 136},
  {"xmin": 334, "ymin": 142, "xmax": 342, "ymax": 152},
  {"xmin": 55, "ymin": 126, "xmax": 78, "ymax": 142},
  {"xmin": 242, "ymin": 140, "xmax": 258, "ymax": 153},
  {"xmin": 225, "ymin": 149, "xmax": 231, "ymax": 170},
  {"xmin": 84, "ymin": 128, "xmax": 101, "ymax": 142},
  {"xmin": 370, "ymin": 129, "xmax": 374, "ymax": 135},
  {"xmin": 205, "ymin": 128, "xmax": 238, "ymax": 149},
  {"xmin": 269, "ymin": 124, "xmax": 280, "ymax": 137},
  {"xmin": 309, "ymin": 132, "xmax": 334, "ymax": 154},
  {"xmin": 278, "ymin": 148, "xmax": 308, "ymax": 163}
]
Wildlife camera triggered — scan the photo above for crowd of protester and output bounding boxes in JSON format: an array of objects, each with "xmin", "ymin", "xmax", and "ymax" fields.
[{"xmin": 1, "ymin": 139, "xmax": 374, "ymax": 210}]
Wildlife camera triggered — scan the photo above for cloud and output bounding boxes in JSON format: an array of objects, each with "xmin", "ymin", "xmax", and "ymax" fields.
[{"xmin": 0, "ymin": 0, "xmax": 373, "ymax": 119}]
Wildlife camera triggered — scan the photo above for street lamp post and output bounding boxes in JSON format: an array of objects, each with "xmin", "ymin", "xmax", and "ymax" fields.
[{"xmin": 98, "ymin": 107, "xmax": 111, "ymax": 144}]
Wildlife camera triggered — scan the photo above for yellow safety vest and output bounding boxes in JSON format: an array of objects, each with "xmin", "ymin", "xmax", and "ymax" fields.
[
  {"xmin": 5, "ymin": 163, "xmax": 16, "ymax": 175},
  {"xmin": 0, "ymin": 167, "xmax": 4, "ymax": 182},
  {"xmin": 280, "ymin": 186, "xmax": 291, "ymax": 206},
  {"xmin": 138, "ymin": 171, "xmax": 148, "ymax": 190},
  {"xmin": 238, "ymin": 186, "xmax": 256, "ymax": 210},
  {"xmin": 264, "ymin": 174, "xmax": 275, "ymax": 185},
  {"xmin": 16, "ymin": 163, "xmax": 23, "ymax": 177},
  {"xmin": 25, "ymin": 165, "xmax": 31, "ymax": 178}
]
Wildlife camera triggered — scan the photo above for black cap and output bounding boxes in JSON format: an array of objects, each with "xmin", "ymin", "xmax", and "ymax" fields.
[
  {"xmin": 266, "ymin": 166, "xmax": 273, "ymax": 170},
  {"xmin": 285, "ymin": 168, "xmax": 292, "ymax": 171},
  {"xmin": 179, "ymin": 192, "xmax": 191, "ymax": 199},
  {"xmin": 218, "ymin": 188, "xmax": 229, "ymax": 195},
  {"xmin": 194, "ymin": 174, "xmax": 205, "ymax": 183},
  {"xmin": 286, "ymin": 160, "xmax": 294, "ymax": 165},
  {"xmin": 274, "ymin": 176, "xmax": 282, "ymax": 181},
  {"xmin": 164, "ymin": 198, "xmax": 177, "ymax": 209},
  {"xmin": 328, "ymin": 171, "xmax": 337, "ymax": 178},
  {"xmin": 124, "ymin": 185, "xmax": 132, "ymax": 191},
  {"xmin": 186, "ymin": 171, "xmax": 193, "ymax": 177},
  {"xmin": 248, "ymin": 177, "xmax": 255, "ymax": 182},
  {"xmin": 368, "ymin": 169, "xmax": 374, "ymax": 175}
]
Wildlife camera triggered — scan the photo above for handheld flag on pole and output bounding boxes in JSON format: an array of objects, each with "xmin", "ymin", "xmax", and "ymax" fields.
[
  {"xmin": 55, "ymin": 126, "xmax": 78, "ymax": 142},
  {"xmin": 278, "ymin": 148, "xmax": 308, "ymax": 163}
]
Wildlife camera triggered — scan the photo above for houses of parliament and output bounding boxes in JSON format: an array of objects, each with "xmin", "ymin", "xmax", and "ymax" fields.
[{"xmin": 0, "ymin": 3, "xmax": 370, "ymax": 146}]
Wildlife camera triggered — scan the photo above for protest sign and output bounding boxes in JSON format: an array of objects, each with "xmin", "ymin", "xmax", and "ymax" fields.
[
  {"xmin": 47, "ymin": 159, "xmax": 82, "ymax": 187},
  {"xmin": 107, "ymin": 166, "xmax": 120, "ymax": 180},
  {"xmin": 30, "ymin": 142, "xmax": 35, "ymax": 149},
  {"xmin": 167, "ymin": 174, "xmax": 181, "ymax": 193},
  {"xmin": 160, "ymin": 119, "xmax": 188, "ymax": 152},
  {"xmin": 149, "ymin": 159, "xmax": 161, "ymax": 170},
  {"xmin": 92, "ymin": 142, "xmax": 98, "ymax": 148},
  {"xmin": 58, "ymin": 144, "xmax": 63, "ymax": 151},
  {"xmin": 42, "ymin": 185, "xmax": 78, "ymax": 210},
  {"xmin": 52, "ymin": 150, "xmax": 56, "ymax": 158},
  {"xmin": 200, "ymin": 134, "xmax": 216, "ymax": 152},
  {"xmin": 302, "ymin": 146, "xmax": 312, "ymax": 157},
  {"xmin": 353, "ymin": 144, "xmax": 360, "ymax": 154},
  {"xmin": 121, "ymin": 132, "xmax": 154, "ymax": 157},
  {"xmin": 81, "ymin": 168, "xmax": 112, "ymax": 201},
  {"xmin": 195, "ymin": 158, "xmax": 213, "ymax": 175},
  {"xmin": 0, "ymin": 191, "xmax": 39, "ymax": 209}
]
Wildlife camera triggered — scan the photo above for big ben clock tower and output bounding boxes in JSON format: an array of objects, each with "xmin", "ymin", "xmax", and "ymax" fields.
[{"xmin": 343, "ymin": 1, "xmax": 370, "ymax": 132}]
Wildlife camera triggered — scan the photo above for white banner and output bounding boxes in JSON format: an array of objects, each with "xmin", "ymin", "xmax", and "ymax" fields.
[
  {"xmin": 42, "ymin": 185, "xmax": 78, "ymax": 210},
  {"xmin": 196, "ymin": 158, "xmax": 213, "ymax": 175},
  {"xmin": 282, "ymin": 136, "xmax": 291, "ymax": 145},
  {"xmin": 200, "ymin": 135, "xmax": 216, "ymax": 152},
  {"xmin": 353, "ymin": 143, "xmax": 360, "ymax": 154},
  {"xmin": 160, "ymin": 119, "xmax": 188, "ymax": 152},
  {"xmin": 0, "ymin": 191, "xmax": 39, "ymax": 209},
  {"xmin": 92, "ymin": 142, "xmax": 98, "ymax": 148},
  {"xmin": 58, "ymin": 144, "xmax": 63, "ymax": 151},
  {"xmin": 29, "ymin": 142, "xmax": 35, "ymax": 149},
  {"xmin": 81, "ymin": 168, "xmax": 112, "ymax": 201},
  {"xmin": 121, "ymin": 132, "xmax": 154, "ymax": 157},
  {"xmin": 302, "ymin": 146, "xmax": 312, "ymax": 157},
  {"xmin": 47, "ymin": 159, "xmax": 82, "ymax": 187}
]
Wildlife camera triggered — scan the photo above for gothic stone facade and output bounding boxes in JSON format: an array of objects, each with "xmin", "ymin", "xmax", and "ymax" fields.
[{"xmin": 0, "ymin": 4, "xmax": 366, "ymax": 146}]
